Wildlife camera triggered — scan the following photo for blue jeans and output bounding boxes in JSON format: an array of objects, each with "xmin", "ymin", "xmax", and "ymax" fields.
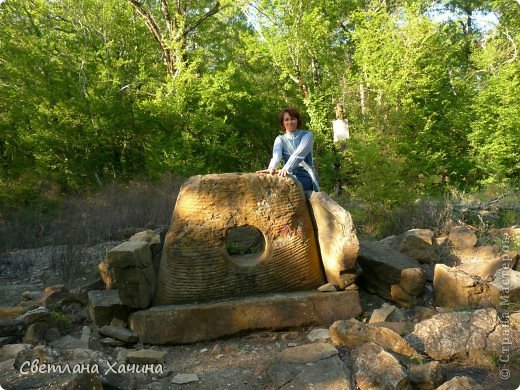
[{"xmin": 294, "ymin": 172, "xmax": 314, "ymax": 191}]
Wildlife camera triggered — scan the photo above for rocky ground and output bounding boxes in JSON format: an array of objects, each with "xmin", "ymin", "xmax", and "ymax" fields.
[{"xmin": 1, "ymin": 227, "xmax": 519, "ymax": 389}]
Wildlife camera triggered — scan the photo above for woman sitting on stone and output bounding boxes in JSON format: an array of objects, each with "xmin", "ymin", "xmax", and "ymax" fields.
[{"xmin": 257, "ymin": 107, "xmax": 319, "ymax": 192}]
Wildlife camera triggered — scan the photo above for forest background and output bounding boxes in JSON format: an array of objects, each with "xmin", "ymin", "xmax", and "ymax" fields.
[{"xmin": 0, "ymin": 0, "xmax": 519, "ymax": 253}]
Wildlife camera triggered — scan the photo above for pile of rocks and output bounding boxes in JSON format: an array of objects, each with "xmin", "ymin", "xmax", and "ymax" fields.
[
  {"xmin": 358, "ymin": 225, "xmax": 520, "ymax": 310},
  {"xmin": 269, "ymin": 303, "xmax": 520, "ymax": 389}
]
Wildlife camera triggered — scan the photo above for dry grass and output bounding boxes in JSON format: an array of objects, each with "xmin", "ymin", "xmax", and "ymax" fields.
[
  {"xmin": 0, "ymin": 174, "xmax": 182, "ymax": 252},
  {"xmin": 338, "ymin": 185, "xmax": 520, "ymax": 239}
]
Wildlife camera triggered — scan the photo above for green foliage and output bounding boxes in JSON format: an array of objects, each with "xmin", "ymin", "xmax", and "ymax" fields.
[
  {"xmin": 50, "ymin": 309, "xmax": 71, "ymax": 326},
  {"xmin": 0, "ymin": 0, "xmax": 519, "ymax": 221}
]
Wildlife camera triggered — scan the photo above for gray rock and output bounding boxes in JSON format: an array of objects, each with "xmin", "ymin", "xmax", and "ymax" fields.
[
  {"xmin": 99, "ymin": 325, "xmax": 138, "ymax": 344},
  {"xmin": 280, "ymin": 356, "xmax": 352, "ymax": 390},
  {"xmin": 0, "ymin": 343, "xmax": 31, "ymax": 360},
  {"xmin": 126, "ymin": 349, "xmax": 166, "ymax": 364},
  {"xmin": 398, "ymin": 229, "xmax": 440, "ymax": 264},
  {"xmin": 318, "ymin": 283, "xmax": 338, "ymax": 292},
  {"xmin": 351, "ymin": 342, "xmax": 411, "ymax": 390},
  {"xmin": 23, "ymin": 322, "xmax": 60, "ymax": 345},
  {"xmin": 357, "ymin": 241, "xmax": 425, "ymax": 307},
  {"xmin": 51, "ymin": 335, "xmax": 88, "ymax": 350},
  {"xmin": 279, "ymin": 343, "xmax": 338, "ymax": 364},
  {"xmin": 18, "ymin": 306, "xmax": 51, "ymax": 325},
  {"xmin": 3, "ymin": 372, "xmax": 103, "ymax": 390},
  {"xmin": 448, "ymin": 226, "xmax": 477, "ymax": 249},
  {"xmin": 0, "ymin": 336, "xmax": 19, "ymax": 346},
  {"xmin": 408, "ymin": 361, "xmax": 443, "ymax": 389},
  {"xmin": 87, "ymin": 289, "xmax": 129, "ymax": 326},
  {"xmin": 435, "ymin": 375, "xmax": 483, "ymax": 389},
  {"xmin": 307, "ymin": 328, "xmax": 330, "ymax": 342},
  {"xmin": 106, "ymin": 240, "xmax": 156, "ymax": 309},
  {"xmin": 0, "ymin": 318, "xmax": 26, "ymax": 337},
  {"xmin": 330, "ymin": 319, "xmax": 418, "ymax": 358},
  {"xmin": 80, "ymin": 326, "xmax": 91, "ymax": 346},
  {"xmin": 406, "ymin": 308, "xmax": 519, "ymax": 362},
  {"xmin": 172, "ymin": 373, "xmax": 199, "ymax": 384},
  {"xmin": 369, "ymin": 303, "xmax": 405, "ymax": 323},
  {"xmin": 269, "ymin": 343, "xmax": 352, "ymax": 390}
]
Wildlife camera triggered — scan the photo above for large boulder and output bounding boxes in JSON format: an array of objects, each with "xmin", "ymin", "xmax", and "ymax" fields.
[
  {"xmin": 406, "ymin": 308, "xmax": 519, "ymax": 362},
  {"xmin": 433, "ymin": 264, "xmax": 495, "ymax": 308},
  {"xmin": 307, "ymin": 191, "xmax": 359, "ymax": 289},
  {"xmin": 357, "ymin": 241, "xmax": 426, "ymax": 307},
  {"xmin": 154, "ymin": 173, "xmax": 324, "ymax": 305}
]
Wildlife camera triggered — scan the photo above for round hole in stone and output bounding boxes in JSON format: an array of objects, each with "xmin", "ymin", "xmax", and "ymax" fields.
[{"xmin": 225, "ymin": 225, "xmax": 266, "ymax": 266}]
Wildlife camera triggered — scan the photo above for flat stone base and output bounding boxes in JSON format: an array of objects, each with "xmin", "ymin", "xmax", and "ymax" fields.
[{"xmin": 129, "ymin": 290, "xmax": 362, "ymax": 344}]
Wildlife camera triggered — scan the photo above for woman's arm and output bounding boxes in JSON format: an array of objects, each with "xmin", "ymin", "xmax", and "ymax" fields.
[{"xmin": 268, "ymin": 136, "xmax": 283, "ymax": 170}]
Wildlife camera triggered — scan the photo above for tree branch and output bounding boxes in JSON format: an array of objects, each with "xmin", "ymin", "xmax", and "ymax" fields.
[
  {"xmin": 127, "ymin": 0, "xmax": 164, "ymax": 49},
  {"xmin": 184, "ymin": 1, "xmax": 220, "ymax": 37},
  {"xmin": 161, "ymin": 0, "xmax": 174, "ymax": 38}
]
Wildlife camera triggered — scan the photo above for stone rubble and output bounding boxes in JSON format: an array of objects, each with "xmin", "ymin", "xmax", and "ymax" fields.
[{"xmin": 1, "ymin": 176, "xmax": 519, "ymax": 389}]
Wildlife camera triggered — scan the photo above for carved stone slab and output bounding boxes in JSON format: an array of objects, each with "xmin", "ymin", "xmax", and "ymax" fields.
[
  {"xmin": 153, "ymin": 173, "xmax": 324, "ymax": 305},
  {"xmin": 307, "ymin": 191, "xmax": 359, "ymax": 289}
]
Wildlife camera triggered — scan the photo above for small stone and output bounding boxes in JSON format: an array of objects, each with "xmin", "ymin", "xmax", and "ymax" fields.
[
  {"xmin": 99, "ymin": 325, "xmax": 138, "ymax": 344},
  {"xmin": 117, "ymin": 348, "xmax": 129, "ymax": 362},
  {"xmin": 101, "ymin": 337, "xmax": 126, "ymax": 347},
  {"xmin": 211, "ymin": 344, "xmax": 222, "ymax": 355},
  {"xmin": 51, "ymin": 335, "xmax": 88, "ymax": 350},
  {"xmin": 0, "ymin": 343, "xmax": 31, "ymax": 360},
  {"xmin": 21, "ymin": 291, "xmax": 32, "ymax": 301},
  {"xmin": 413, "ymin": 306, "xmax": 437, "ymax": 322},
  {"xmin": 408, "ymin": 361, "xmax": 443, "ymax": 389},
  {"xmin": 127, "ymin": 349, "xmax": 166, "ymax": 364},
  {"xmin": 172, "ymin": 373, "xmax": 199, "ymax": 384},
  {"xmin": 436, "ymin": 375, "xmax": 483, "ymax": 390},
  {"xmin": 18, "ymin": 307, "xmax": 51, "ymax": 325},
  {"xmin": 307, "ymin": 328, "xmax": 330, "ymax": 342},
  {"xmin": 80, "ymin": 326, "xmax": 91, "ymax": 345},
  {"xmin": 369, "ymin": 303, "xmax": 405, "ymax": 323},
  {"xmin": 287, "ymin": 342, "xmax": 299, "ymax": 347},
  {"xmin": 199, "ymin": 348, "xmax": 208, "ymax": 353},
  {"xmin": 110, "ymin": 318, "xmax": 127, "ymax": 328},
  {"xmin": 318, "ymin": 283, "xmax": 338, "ymax": 292}
]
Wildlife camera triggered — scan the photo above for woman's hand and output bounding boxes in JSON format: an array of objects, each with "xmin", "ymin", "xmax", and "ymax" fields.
[
  {"xmin": 278, "ymin": 168, "xmax": 289, "ymax": 177},
  {"xmin": 256, "ymin": 168, "xmax": 277, "ymax": 175}
]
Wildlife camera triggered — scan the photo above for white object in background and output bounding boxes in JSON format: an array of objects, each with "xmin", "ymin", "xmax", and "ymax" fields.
[{"xmin": 333, "ymin": 119, "xmax": 349, "ymax": 142}]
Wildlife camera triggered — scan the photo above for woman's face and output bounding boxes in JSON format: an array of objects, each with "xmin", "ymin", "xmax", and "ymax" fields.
[{"xmin": 283, "ymin": 112, "xmax": 298, "ymax": 132}]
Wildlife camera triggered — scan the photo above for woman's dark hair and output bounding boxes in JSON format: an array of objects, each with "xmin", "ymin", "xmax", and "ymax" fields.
[{"xmin": 279, "ymin": 107, "xmax": 302, "ymax": 129}]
